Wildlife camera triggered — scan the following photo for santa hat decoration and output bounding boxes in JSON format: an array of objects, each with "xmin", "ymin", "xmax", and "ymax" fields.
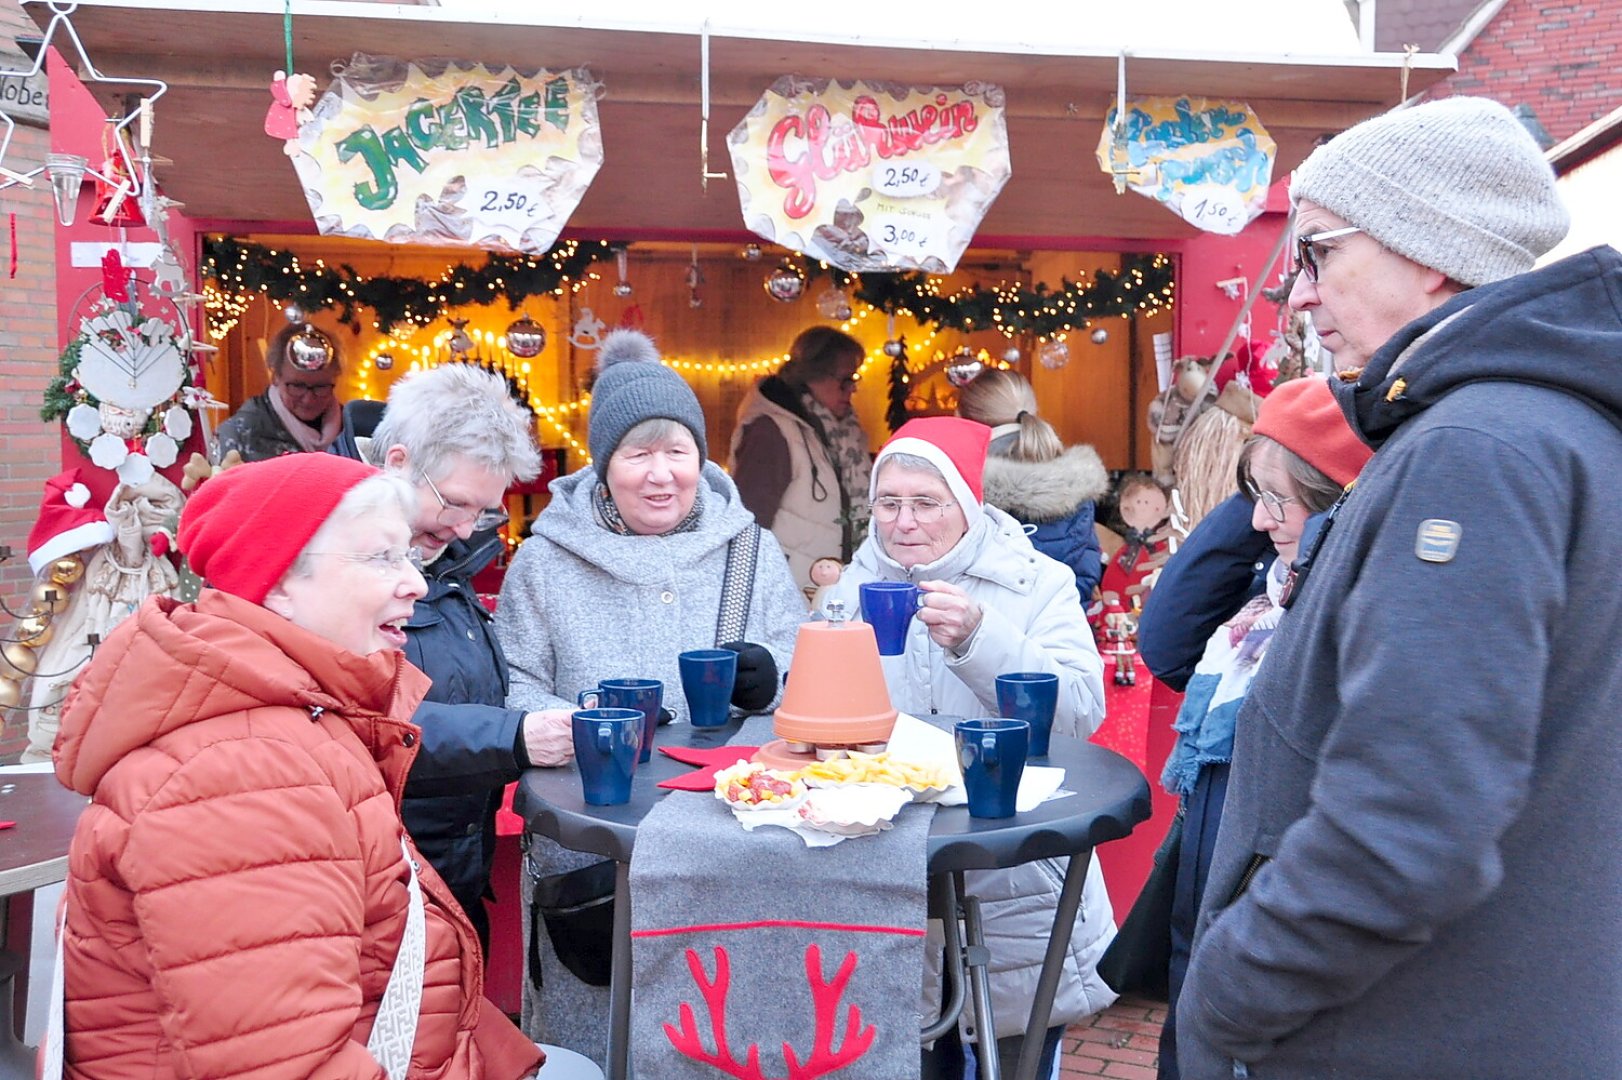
[
  {"xmin": 872, "ymin": 417, "xmax": 992, "ymax": 530},
  {"xmin": 27, "ymin": 469, "xmax": 116, "ymax": 576}
]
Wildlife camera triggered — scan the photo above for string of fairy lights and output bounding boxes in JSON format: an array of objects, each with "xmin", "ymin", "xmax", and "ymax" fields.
[{"xmin": 200, "ymin": 238, "xmax": 1174, "ymax": 462}]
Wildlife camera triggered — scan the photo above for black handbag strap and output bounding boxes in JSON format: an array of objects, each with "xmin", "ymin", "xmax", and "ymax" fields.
[{"xmin": 715, "ymin": 524, "xmax": 761, "ymax": 646}]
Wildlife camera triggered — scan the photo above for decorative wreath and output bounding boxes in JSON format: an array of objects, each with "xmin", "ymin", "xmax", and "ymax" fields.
[{"xmin": 41, "ymin": 291, "xmax": 210, "ymax": 486}]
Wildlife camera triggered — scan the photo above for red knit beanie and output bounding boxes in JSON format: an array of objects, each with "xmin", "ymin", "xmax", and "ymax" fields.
[
  {"xmin": 178, "ymin": 454, "xmax": 380, "ymax": 604},
  {"xmin": 1252, "ymin": 377, "xmax": 1372, "ymax": 489},
  {"xmin": 873, "ymin": 417, "xmax": 992, "ymax": 529}
]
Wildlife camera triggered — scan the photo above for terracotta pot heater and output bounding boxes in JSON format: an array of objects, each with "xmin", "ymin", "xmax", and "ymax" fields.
[{"xmin": 755, "ymin": 602, "xmax": 898, "ymax": 771}]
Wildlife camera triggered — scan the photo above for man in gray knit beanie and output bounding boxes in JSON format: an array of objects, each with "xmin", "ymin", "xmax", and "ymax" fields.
[
  {"xmin": 1179, "ymin": 97, "xmax": 1622, "ymax": 1079},
  {"xmin": 1286, "ymin": 95, "xmax": 1568, "ymax": 370}
]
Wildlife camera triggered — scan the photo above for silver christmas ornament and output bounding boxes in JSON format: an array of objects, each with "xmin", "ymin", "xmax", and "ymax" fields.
[
  {"xmin": 505, "ymin": 315, "xmax": 547, "ymax": 359},
  {"xmin": 286, "ymin": 326, "xmax": 335, "ymax": 371},
  {"xmin": 741, "ymin": 243, "xmax": 763, "ymax": 262},
  {"xmin": 1091, "ymin": 327, "xmax": 1110, "ymax": 345},
  {"xmin": 945, "ymin": 350, "xmax": 985, "ymax": 388},
  {"xmin": 765, "ymin": 261, "xmax": 806, "ymax": 303},
  {"xmin": 446, "ymin": 318, "xmax": 473, "ymax": 356},
  {"xmin": 816, "ymin": 286, "xmax": 851, "ymax": 320},
  {"xmin": 1037, "ymin": 339, "xmax": 1071, "ymax": 370},
  {"xmin": 283, "ymin": 303, "xmax": 306, "ymax": 325},
  {"xmin": 1002, "ymin": 345, "xmax": 1021, "ymax": 363},
  {"xmin": 374, "ymin": 351, "xmax": 396, "ymax": 371},
  {"xmin": 612, "ymin": 281, "xmax": 635, "ymax": 298},
  {"xmin": 883, "ymin": 339, "xmax": 905, "ymax": 358}
]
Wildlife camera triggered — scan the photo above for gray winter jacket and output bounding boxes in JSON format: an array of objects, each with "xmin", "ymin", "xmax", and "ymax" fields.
[
  {"xmin": 493, "ymin": 461, "xmax": 807, "ymax": 1063},
  {"xmin": 1177, "ymin": 247, "xmax": 1622, "ymax": 1079}
]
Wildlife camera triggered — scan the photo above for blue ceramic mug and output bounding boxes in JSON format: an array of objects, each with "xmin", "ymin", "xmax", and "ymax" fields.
[
  {"xmin": 679, "ymin": 649, "xmax": 738, "ymax": 728},
  {"xmin": 578, "ymin": 678, "xmax": 663, "ymax": 763},
  {"xmin": 572, "ymin": 708, "xmax": 643, "ymax": 806},
  {"xmin": 955, "ymin": 718, "xmax": 1030, "ymax": 819},
  {"xmin": 859, "ymin": 581, "xmax": 920, "ymax": 655},
  {"xmin": 995, "ymin": 671, "xmax": 1060, "ymax": 757}
]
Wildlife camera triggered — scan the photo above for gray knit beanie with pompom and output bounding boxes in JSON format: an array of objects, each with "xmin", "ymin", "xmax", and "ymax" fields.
[
  {"xmin": 1291, "ymin": 96, "xmax": 1568, "ymax": 287},
  {"xmin": 586, "ymin": 329, "xmax": 708, "ymax": 478}
]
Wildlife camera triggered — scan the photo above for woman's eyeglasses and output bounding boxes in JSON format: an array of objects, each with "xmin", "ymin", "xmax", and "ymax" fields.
[
  {"xmin": 869, "ymin": 496, "xmax": 956, "ymax": 524},
  {"xmin": 1242, "ymin": 480, "xmax": 1301, "ymax": 525},
  {"xmin": 1295, "ymin": 225, "xmax": 1363, "ymax": 282},
  {"xmin": 420, "ymin": 471, "xmax": 509, "ymax": 531},
  {"xmin": 308, "ymin": 547, "xmax": 425, "ymax": 576}
]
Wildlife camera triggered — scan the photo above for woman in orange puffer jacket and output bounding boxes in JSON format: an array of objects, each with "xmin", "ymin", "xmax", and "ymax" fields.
[{"xmin": 50, "ymin": 454, "xmax": 542, "ymax": 1080}]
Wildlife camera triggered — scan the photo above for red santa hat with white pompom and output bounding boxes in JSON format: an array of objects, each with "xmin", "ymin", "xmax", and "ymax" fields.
[{"xmin": 26, "ymin": 469, "xmax": 115, "ymax": 576}]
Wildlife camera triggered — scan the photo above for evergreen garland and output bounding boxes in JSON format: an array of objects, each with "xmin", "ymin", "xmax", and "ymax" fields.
[
  {"xmin": 203, "ymin": 237, "xmax": 1174, "ymax": 341},
  {"xmin": 40, "ymin": 338, "xmax": 84, "ymax": 423}
]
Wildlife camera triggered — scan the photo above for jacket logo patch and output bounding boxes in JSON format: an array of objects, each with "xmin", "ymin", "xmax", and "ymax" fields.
[{"xmin": 1416, "ymin": 519, "xmax": 1462, "ymax": 563}]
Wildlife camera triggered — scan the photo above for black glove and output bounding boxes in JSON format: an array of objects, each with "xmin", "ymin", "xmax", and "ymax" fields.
[{"xmin": 720, "ymin": 641, "xmax": 779, "ymax": 712}]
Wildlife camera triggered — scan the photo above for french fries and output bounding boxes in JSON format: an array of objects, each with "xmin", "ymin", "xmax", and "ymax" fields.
[{"xmin": 793, "ymin": 751, "xmax": 950, "ymax": 791}]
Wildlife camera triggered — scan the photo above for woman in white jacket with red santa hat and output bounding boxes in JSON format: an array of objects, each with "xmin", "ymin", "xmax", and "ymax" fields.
[{"xmin": 826, "ymin": 415, "xmax": 1113, "ymax": 1080}]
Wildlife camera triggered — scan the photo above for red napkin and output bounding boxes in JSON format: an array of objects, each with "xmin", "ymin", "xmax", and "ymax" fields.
[{"xmin": 655, "ymin": 744, "xmax": 760, "ymax": 791}]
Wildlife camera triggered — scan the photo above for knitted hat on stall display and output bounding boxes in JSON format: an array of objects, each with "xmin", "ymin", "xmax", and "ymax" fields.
[
  {"xmin": 1253, "ymin": 376, "xmax": 1372, "ymax": 489},
  {"xmin": 1291, "ymin": 96, "xmax": 1569, "ymax": 287},
  {"xmin": 178, "ymin": 453, "xmax": 378, "ymax": 604},
  {"xmin": 26, "ymin": 469, "xmax": 116, "ymax": 575},
  {"xmin": 872, "ymin": 417, "xmax": 992, "ymax": 530},
  {"xmin": 587, "ymin": 330, "xmax": 708, "ymax": 479}
]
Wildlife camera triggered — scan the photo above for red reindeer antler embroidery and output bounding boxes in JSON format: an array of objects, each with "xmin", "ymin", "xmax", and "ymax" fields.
[
  {"xmin": 664, "ymin": 947, "xmax": 767, "ymax": 1080},
  {"xmin": 783, "ymin": 944, "xmax": 876, "ymax": 1080},
  {"xmin": 664, "ymin": 944, "xmax": 877, "ymax": 1079}
]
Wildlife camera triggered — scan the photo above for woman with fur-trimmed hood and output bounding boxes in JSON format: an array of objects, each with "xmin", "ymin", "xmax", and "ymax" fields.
[{"xmin": 958, "ymin": 368, "xmax": 1110, "ymax": 599}]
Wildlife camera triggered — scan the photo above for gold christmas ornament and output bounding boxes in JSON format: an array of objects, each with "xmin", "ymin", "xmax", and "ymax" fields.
[
  {"xmin": 30, "ymin": 579, "xmax": 71, "ymax": 615},
  {"xmin": 50, "ymin": 555, "xmax": 86, "ymax": 586},
  {"xmin": 16, "ymin": 613, "xmax": 54, "ymax": 649},
  {"xmin": 1, "ymin": 642, "xmax": 37, "ymax": 678},
  {"xmin": 0, "ymin": 676, "xmax": 22, "ymax": 711}
]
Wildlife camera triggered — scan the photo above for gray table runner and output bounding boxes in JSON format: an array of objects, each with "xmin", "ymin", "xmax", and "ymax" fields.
[{"xmin": 629, "ymin": 717, "xmax": 933, "ymax": 1079}]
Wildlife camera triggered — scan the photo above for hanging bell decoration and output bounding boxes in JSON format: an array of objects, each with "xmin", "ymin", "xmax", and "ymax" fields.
[
  {"xmin": 446, "ymin": 318, "xmax": 474, "ymax": 357},
  {"xmin": 765, "ymin": 261, "xmax": 806, "ymax": 303},
  {"xmin": 1091, "ymin": 327, "xmax": 1111, "ymax": 345},
  {"xmin": 1037, "ymin": 339, "xmax": 1071, "ymax": 370},
  {"xmin": 505, "ymin": 315, "xmax": 547, "ymax": 359},
  {"xmin": 286, "ymin": 325, "xmax": 335, "ymax": 371}
]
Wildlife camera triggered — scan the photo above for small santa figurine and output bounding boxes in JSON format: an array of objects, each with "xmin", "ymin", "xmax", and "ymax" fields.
[{"xmin": 1098, "ymin": 592, "xmax": 1140, "ymax": 687}]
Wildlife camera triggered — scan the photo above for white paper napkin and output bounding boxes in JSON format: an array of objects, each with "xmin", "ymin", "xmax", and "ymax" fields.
[{"xmin": 887, "ymin": 712, "xmax": 1068, "ymax": 813}]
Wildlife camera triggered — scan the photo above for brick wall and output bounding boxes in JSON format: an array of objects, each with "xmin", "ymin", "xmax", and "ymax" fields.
[
  {"xmin": 0, "ymin": 1, "xmax": 58, "ymax": 752},
  {"xmin": 1423, "ymin": 0, "xmax": 1622, "ymax": 144}
]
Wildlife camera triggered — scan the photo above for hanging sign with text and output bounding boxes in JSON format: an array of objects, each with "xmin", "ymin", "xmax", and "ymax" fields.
[
  {"xmin": 728, "ymin": 76, "xmax": 1011, "ymax": 273},
  {"xmin": 1095, "ymin": 96, "xmax": 1275, "ymax": 235},
  {"xmin": 290, "ymin": 54, "xmax": 602, "ymax": 253}
]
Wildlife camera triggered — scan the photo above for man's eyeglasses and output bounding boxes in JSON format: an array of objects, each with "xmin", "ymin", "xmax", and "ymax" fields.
[
  {"xmin": 1242, "ymin": 479, "xmax": 1301, "ymax": 525},
  {"xmin": 1295, "ymin": 226, "xmax": 1363, "ymax": 283},
  {"xmin": 420, "ymin": 471, "xmax": 508, "ymax": 532},
  {"xmin": 308, "ymin": 547, "xmax": 425, "ymax": 576},
  {"xmin": 870, "ymin": 496, "xmax": 956, "ymax": 524}
]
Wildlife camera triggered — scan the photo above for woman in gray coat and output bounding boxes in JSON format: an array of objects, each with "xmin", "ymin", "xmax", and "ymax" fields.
[{"xmin": 493, "ymin": 329, "xmax": 805, "ymax": 1066}]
